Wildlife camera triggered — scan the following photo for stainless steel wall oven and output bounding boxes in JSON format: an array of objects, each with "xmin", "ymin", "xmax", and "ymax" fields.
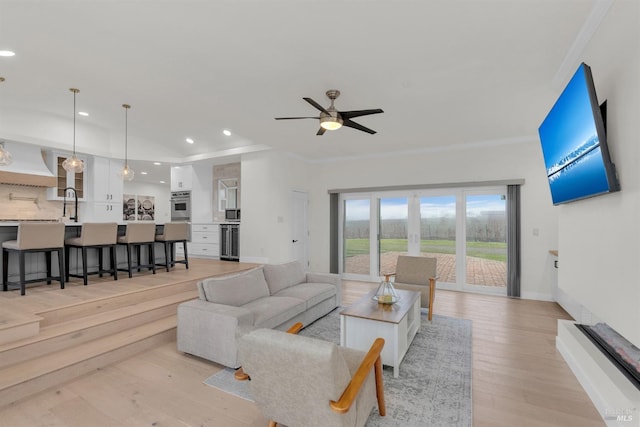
[{"xmin": 170, "ymin": 191, "xmax": 191, "ymax": 221}]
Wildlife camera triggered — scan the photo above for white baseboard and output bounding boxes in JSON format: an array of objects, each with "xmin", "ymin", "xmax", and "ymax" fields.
[{"xmin": 520, "ymin": 291, "xmax": 554, "ymax": 301}]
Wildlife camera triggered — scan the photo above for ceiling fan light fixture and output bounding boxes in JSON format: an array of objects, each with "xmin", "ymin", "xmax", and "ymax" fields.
[{"xmin": 320, "ymin": 115, "xmax": 343, "ymax": 131}]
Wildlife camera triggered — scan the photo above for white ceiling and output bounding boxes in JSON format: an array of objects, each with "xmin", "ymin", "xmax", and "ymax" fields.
[{"xmin": 0, "ymin": 0, "xmax": 606, "ymax": 184}]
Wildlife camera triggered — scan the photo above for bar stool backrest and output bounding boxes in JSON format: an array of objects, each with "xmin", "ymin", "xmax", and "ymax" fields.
[
  {"xmin": 17, "ymin": 223, "xmax": 65, "ymax": 250},
  {"xmin": 79, "ymin": 222, "xmax": 118, "ymax": 246},
  {"xmin": 161, "ymin": 222, "xmax": 189, "ymax": 241},
  {"xmin": 122, "ymin": 222, "xmax": 156, "ymax": 243}
]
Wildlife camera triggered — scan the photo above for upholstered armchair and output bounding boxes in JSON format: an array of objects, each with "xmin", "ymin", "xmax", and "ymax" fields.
[
  {"xmin": 238, "ymin": 327, "xmax": 386, "ymax": 427},
  {"xmin": 389, "ymin": 255, "xmax": 438, "ymax": 321}
]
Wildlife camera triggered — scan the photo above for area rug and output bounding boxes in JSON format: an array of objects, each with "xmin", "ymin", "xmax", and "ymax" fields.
[{"xmin": 204, "ymin": 308, "xmax": 473, "ymax": 426}]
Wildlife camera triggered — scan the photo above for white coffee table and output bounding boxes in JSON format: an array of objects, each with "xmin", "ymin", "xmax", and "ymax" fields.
[{"xmin": 340, "ymin": 289, "xmax": 421, "ymax": 378}]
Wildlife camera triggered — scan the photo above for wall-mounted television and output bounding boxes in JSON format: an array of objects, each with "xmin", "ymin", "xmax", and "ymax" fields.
[{"xmin": 538, "ymin": 62, "xmax": 620, "ymax": 205}]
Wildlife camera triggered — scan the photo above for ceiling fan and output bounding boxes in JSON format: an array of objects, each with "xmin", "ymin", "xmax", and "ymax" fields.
[{"xmin": 275, "ymin": 90, "xmax": 383, "ymax": 135}]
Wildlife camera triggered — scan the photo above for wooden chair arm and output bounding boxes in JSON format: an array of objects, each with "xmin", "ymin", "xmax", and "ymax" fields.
[
  {"xmin": 235, "ymin": 322, "xmax": 305, "ymax": 381},
  {"xmin": 330, "ymin": 337, "xmax": 385, "ymax": 414},
  {"xmin": 286, "ymin": 322, "xmax": 304, "ymax": 335}
]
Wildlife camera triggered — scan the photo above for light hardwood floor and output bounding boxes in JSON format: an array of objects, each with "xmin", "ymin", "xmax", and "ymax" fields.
[{"xmin": 0, "ymin": 270, "xmax": 604, "ymax": 426}]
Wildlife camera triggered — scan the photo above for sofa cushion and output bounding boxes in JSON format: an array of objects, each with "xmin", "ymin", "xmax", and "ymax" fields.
[
  {"xmin": 273, "ymin": 283, "xmax": 337, "ymax": 309},
  {"xmin": 242, "ymin": 296, "xmax": 306, "ymax": 329},
  {"xmin": 200, "ymin": 267, "xmax": 270, "ymax": 306},
  {"xmin": 263, "ymin": 261, "xmax": 307, "ymax": 295}
]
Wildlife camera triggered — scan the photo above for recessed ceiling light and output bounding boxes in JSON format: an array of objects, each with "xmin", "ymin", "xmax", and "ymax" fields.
[
  {"xmin": 186, "ymin": 138, "xmax": 194, "ymax": 144},
  {"xmin": 223, "ymin": 129, "xmax": 231, "ymax": 136},
  {"xmin": 160, "ymin": 180, "xmax": 166, "ymax": 184},
  {"xmin": 153, "ymin": 162, "xmax": 162, "ymax": 165},
  {"xmin": 78, "ymin": 111, "xmax": 89, "ymax": 117},
  {"xmin": 0, "ymin": 51, "xmax": 15, "ymax": 57},
  {"xmin": 140, "ymin": 171, "xmax": 148, "ymax": 175}
]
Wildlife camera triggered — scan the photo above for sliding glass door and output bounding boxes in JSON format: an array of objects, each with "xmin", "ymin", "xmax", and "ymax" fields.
[
  {"xmin": 343, "ymin": 198, "xmax": 371, "ymax": 276},
  {"xmin": 464, "ymin": 192, "xmax": 507, "ymax": 290},
  {"xmin": 340, "ymin": 187, "xmax": 507, "ymax": 294},
  {"xmin": 419, "ymin": 195, "xmax": 457, "ymax": 284},
  {"xmin": 378, "ymin": 197, "xmax": 408, "ymax": 275}
]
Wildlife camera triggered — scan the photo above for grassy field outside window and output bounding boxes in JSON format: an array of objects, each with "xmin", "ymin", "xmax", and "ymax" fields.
[{"xmin": 345, "ymin": 238, "xmax": 506, "ymax": 262}]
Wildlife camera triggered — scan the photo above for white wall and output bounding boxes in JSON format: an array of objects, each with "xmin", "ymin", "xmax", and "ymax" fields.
[
  {"xmin": 123, "ymin": 181, "xmax": 171, "ymax": 223},
  {"xmin": 306, "ymin": 140, "xmax": 559, "ymax": 299},
  {"xmin": 190, "ymin": 163, "xmax": 214, "ymax": 223},
  {"xmin": 240, "ymin": 151, "xmax": 310, "ymax": 264},
  {"xmin": 557, "ymin": 0, "xmax": 640, "ymax": 348},
  {"xmin": 240, "ymin": 140, "xmax": 558, "ymax": 299}
]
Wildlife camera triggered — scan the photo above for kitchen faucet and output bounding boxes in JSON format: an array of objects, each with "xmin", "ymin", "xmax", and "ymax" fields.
[{"xmin": 62, "ymin": 187, "xmax": 79, "ymax": 222}]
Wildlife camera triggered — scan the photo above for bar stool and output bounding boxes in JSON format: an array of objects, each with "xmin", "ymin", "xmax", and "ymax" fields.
[
  {"xmin": 155, "ymin": 222, "xmax": 189, "ymax": 272},
  {"xmin": 117, "ymin": 222, "xmax": 157, "ymax": 278},
  {"xmin": 64, "ymin": 222, "xmax": 118, "ymax": 286},
  {"xmin": 2, "ymin": 222, "xmax": 65, "ymax": 296}
]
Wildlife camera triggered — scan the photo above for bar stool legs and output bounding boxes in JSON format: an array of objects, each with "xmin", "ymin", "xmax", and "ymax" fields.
[
  {"xmin": 2, "ymin": 246, "xmax": 65, "ymax": 296},
  {"xmin": 120, "ymin": 242, "xmax": 156, "ymax": 278}
]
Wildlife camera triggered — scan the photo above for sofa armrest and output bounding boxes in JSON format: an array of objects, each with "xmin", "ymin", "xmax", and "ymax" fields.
[
  {"xmin": 177, "ymin": 299, "xmax": 254, "ymax": 368},
  {"xmin": 306, "ymin": 272, "xmax": 342, "ymax": 306}
]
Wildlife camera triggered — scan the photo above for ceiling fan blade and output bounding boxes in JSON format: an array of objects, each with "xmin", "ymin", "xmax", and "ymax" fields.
[
  {"xmin": 343, "ymin": 118, "xmax": 376, "ymax": 135},
  {"xmin": 316, "ymin": 127, "xmax": 326, "ymax": 136},
  {"xmin": 274, "ymin": 116, "xmax": 320, "ymax": 120},
  {"xmin": 340, "ymin": 109, "xmax": 384, "ymax": 119},
  {"xmin": 303, "ymin": 97, "xmax": 330, "ymax": 114}
]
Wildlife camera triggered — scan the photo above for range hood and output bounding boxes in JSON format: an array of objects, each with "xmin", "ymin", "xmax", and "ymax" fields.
[{"xmin": 0, "ymin": 142, "xmax": 57, "ymax": 187}]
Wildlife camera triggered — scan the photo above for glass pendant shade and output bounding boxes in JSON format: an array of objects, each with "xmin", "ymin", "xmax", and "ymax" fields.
[
  {"xmin": 373, "ymin": 274, "xmax": 399, "ymax": 304},
  {"xmin": 119, "ymin": 163, "xmax": 135, "ymax": 181},
  {"xmin": 0, "ymin": 79, "xmax": 10, "ymax": 166},
  {"xmin": 64, "ymin": 88, "xmax": 85, "ymax": 173},
  {"xmin": 62, "ymin": 154, "xmax": 84, "ymax": 173},
  {"xmin": 0, "ymin": 143, "xmax": 13, "ymax": 166}
]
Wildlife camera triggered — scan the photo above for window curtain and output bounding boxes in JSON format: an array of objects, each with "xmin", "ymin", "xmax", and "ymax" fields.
[
  {"xmin": 329, "ymin": 193, "xmax": 339, "ymax": 274},
  {"xmin": 506, "ymin": 184, "xmax": 521, "ymax": 297}
]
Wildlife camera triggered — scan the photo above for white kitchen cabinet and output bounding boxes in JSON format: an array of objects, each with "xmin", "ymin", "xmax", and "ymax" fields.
[
  {"xmin": 89, "ymin": 156, "xmax": 124, "ymax": 203},
  {"xmin": 171, "ymin": 165, "xmax": 193, "ymax": 191},
  {"xmin": 186, "ymin": 223, "xmax": 219, "ymax": 258},
  {"xmin": 46, "ymin": 151, "xmax": 88, "ymax": 201},
  {"xmin": 84, "ymin": 202, "xmax": 121, "ymax": 222},
  {"xmin": 82, "ymin": 157, "xmax": 124, "ymax": 222}
]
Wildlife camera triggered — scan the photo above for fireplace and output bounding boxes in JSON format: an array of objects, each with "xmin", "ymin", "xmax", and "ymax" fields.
[{"xmin": 577, "ymin": 323, "xmax": 640, "ymax": 391}]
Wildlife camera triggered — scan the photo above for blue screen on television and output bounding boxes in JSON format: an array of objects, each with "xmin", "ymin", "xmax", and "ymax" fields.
[{"xmin": 538, "ymin": 63, "xmax": 617, "ymax": 205}]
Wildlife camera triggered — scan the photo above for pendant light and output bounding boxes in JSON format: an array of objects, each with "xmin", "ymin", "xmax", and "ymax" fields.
[
  {"xmin": 0, "ymin": 141, "xmax": 13, "ymax": 166},
  {"xmin": 119, "ymin": 104, "xmax": 134, "ymax": 181},
  {"xmin": 62, "ymin": 88, "xmax": 85, "ymax": 173},
  {"xmin": 0, "ymin": 77, "xmax": 12, "ymax": 166}
]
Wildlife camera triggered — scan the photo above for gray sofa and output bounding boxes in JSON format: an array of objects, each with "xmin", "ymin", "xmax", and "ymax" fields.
[{"xmin": 177, "ymin": 260, "xmax": 341, "ymax": 368}]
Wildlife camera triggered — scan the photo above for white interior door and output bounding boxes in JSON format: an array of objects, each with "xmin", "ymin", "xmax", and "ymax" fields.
[{"xmin": 291, "ymin": 190, "xmax": 309, "ymax": 269}]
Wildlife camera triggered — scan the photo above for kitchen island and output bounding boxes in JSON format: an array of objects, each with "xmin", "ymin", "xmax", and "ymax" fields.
[{"xmin": 0, "ymin": 221, "xmax": 174, "ymax": 293}]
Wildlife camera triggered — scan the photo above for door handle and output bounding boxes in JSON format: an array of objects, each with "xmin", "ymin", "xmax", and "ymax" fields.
[{"xmin": 292, "ymin": 239, "xmax": 298, "ymax": 243}]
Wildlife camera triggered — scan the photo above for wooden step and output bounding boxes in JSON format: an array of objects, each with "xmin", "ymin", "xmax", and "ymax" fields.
[
  {"xmin": 0, "ymin": 291, "xmax": 194, "ymax": 369},
  {"xmin": 36, "ymin": 279, "xmax": 198, "ymax": 327},
  {"xmin": 0, "ymin": 312, "xmax": 41, "ymax": 346},
  {"xmin": 0, "ymin": 316, "xmax": 176, "ymax": 409}
]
